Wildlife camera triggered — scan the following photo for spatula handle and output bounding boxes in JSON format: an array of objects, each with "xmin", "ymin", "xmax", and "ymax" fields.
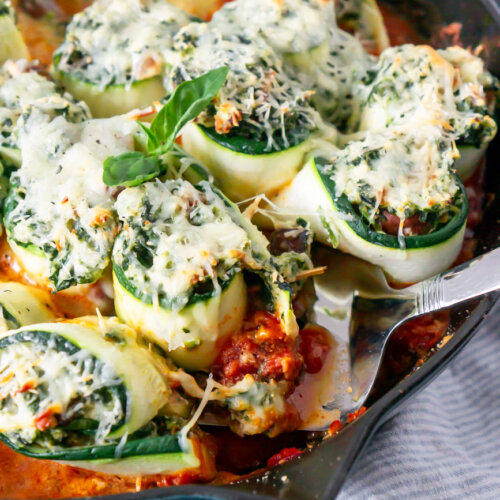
[{"xmin": 414, "ymin": 247, "xmax": 500, "ymax": 315}]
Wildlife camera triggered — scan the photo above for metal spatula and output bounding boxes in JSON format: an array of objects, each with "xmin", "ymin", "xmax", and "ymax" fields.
[
  {"xmin": 346, "ymin": 246, "xmax": 500, "ymax": 415},
  {"xmin": 291, "ymin": 246, "xmax": 500, "ymax": 430}
]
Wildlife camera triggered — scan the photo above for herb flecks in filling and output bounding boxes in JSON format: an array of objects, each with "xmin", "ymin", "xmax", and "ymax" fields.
[
  {"xmin": 53, "ymin": 0, "xmax": 191, "ymax": 89},
  {"xmin": 113, "ymin": 179, "xmax": 253, "ymax": 311},
  {"xmin": 4, "ymin": 111, "xmax": 138, "ymax": 291},
  {"xmin": 320, "ymin": 126, "xmax": 460, "ymax": 236}
]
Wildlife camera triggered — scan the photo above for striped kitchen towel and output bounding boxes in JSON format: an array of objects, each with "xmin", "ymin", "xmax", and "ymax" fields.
[{"xmin": 338, "ymin": 301, "xmax": 500, "ymax": 500}]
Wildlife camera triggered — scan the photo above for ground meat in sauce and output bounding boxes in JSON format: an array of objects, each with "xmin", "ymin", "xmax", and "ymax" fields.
[
  {"xmin": 380, "ymin": 211, "xmax": 432, "ymax": 236},
  {"xmin": 213, "ymin": 311, "xmax": 303, "ymax": 386}
]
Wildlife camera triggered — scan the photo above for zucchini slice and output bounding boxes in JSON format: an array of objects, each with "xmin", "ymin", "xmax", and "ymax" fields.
[
  {"xmin": 0, "ymin": 281, "xmax": 55, "ymax": 331},
  {"xmin": 4, "ymin": 113, "xmax": 138, "ymax": 291},
  {"xmin": 0, "ymin": 316, "xmax": 214, "ymax": 476},
  {"xmin": 181, "ymin": 122, "xmax": 312, "ymax": 201},
  {"xmin": 273, "ymin": 156, "xmax": 468, "ymax": 284},
  {"xmin": 113, "ymin": 178, "xmax": 298, "ymax": 370},
  {"xmin": 0, "ymin": 2, "xmax": 29, "ymax": 63},
  {"xmin": 455, "ymin": 144, "xmax": 487, "ymax": 181},
  {"xmin": 112, "ymin": 179, "xmax": 248, "ymax": 370},
  {"xmin": 55, "ymin": 435, "xmax": 208, "ymax": 476},
  {"xmin": 1, "ymin": 429, "xmax": 210, "ymax": 476},
  {"xmin": 52, "ymin": 72, "xmax": 166, "ymax": 119},
  {"xmin": 114, "ymin": 268, "xmax": 247, "ymax": 371},
  {"xmin": 52, "ymin": 0, "xmax": 192, "ymax": 117}
]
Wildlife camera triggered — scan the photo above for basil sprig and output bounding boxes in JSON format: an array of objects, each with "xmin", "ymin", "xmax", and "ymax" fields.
[{"xmin": 103, "ymin": 66, "xmax": 229, "ymax": 187}]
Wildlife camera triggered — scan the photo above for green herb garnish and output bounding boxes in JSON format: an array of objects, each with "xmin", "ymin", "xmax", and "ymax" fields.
[{"xmin": 103, "ymin": 66, "xmax": 229, "ymax": 187}]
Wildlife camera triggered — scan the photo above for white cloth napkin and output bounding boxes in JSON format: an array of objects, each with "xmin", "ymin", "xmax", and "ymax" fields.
[{"xmin": 338, "ymin": 301, "xmax": 500, "ymax": 500}]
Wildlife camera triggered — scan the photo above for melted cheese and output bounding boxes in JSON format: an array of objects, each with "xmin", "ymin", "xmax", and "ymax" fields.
[
  {"xmin": 167, "ymin": 18, "xmax": 317, "ymax": 149},
  {"xmin": 114, "ymin": 179, "xmax": 252, "ymax": 309},
  {"xmin": 323, "ymin": 124, "xmax": 459, "ymax": 220},
  {"xmin": 5, "ymin": 110, "xmax": 138, "ymax": 291},
  {"xmin": 0, "ymin": 333, "xmax": 124, "ymax": 445},
  {"xmin": 355, "ymin": 45, "xmax": 497, "ymax": 147},
  {"xmin": 212, "ymin": 375, "xmax": 289, "ymax": 436},
  {"xmin": 54, "ymin": 0, "xmax": 191, "ymax": 88},
  {"xmin": 0, "ymin": 60, "xmax": 90, "ymax": 151},
  {"xmin": 211, "ymin": 0, "xmax": 333, "ymax": 55},
  {"xmin": 295, "ymin": 25, "xmax": 374, "ymax": 126}
]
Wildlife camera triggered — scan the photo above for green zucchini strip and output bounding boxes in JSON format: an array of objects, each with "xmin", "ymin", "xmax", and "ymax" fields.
[
  {"xmin": 52, "ymin": 0, "xmax": 192, "ymax": 117},
  {"xmin": 112, "ymin": 178, "xmax": 299, "ymax": 370},
  {"xmin": 273, "ymin": 150, "xmax": 468, "ymax": 284},
  {"xmin": 0, "ymin": 282, "xmax": 55, "ymax": 331},
  {"xmin": 4, "ymin": 112, "xmax": 139, "ymax": 291},
  {"xmin": 0, "ymin": 316, "xmax": 212, "ymax": 475},
  {"xmin": 181, "ymin": 123, "xmax": 312, "ymax": 201},
  {"xmin": 52, "ymin": 72, "xmax": 166, "ymax": 120},
  {"xmin": 0, "ymin": 1, "xmax": 28, "ymax": 64},
  {"xmin": 335, "ymin": 0, "xmax": 390, "ymax": 54}
]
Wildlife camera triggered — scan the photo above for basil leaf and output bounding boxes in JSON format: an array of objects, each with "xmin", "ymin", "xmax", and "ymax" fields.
[
  {"xmin": 149, "ymin": 66, "xmax": 229, "ymax": 154},
  {"xmin": 103, "ymin": 67, "xmax": 228, "ymax": 187},
  {"xmin": 103, "ymin": 152, "xmax": 162, "ymax": 187},
  {"xmin": 138, "ymin": 122, "xmax": 160, "ymax": 151}
]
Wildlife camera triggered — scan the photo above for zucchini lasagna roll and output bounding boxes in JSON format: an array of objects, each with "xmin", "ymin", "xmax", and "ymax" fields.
[
  {"xmin": 3, "ymin": 108, "xmax": 138, "ymax": 291},
  {"xmin": 0, "ymin": 0, "xmax": 28, "ymax": 64},
  {"xmin": 354, "ymin": 44, "xmax": 497, "ymax": 180},
  {"xmin": 206, "ymin": 0, "xmax": 373, "ymax": 128},
  {"xmin": 112, "ymin": 178, "xmax": 300, "ymax": 371},
  {"xmin": 169, "ymin": 18, "xmax": 319, "ymax": 201},
  {"xmin": 52, "ymin": 0, "xmax": 191, "ymax": 117},
  {"xmin": 0, "ymin": 60, "xmax": 90, "ymax": 171},
  {"xmin": 0, "ymin": 316, "xmax": 215, "ymax": 478},
  {"xmin": 274, "ymin": 124, "xmax": 468, "ymax": 284}
]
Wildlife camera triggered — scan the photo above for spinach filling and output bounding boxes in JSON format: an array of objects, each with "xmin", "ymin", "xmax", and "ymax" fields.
[
  {"xmin": 316, "ymin": 157, "xmax": 468, "ymax": 249},
  {"xmin": 0, "ymin": 330, "xmax": 128, "ymax": 451},
  {"xmin": 113, "ymin": 179, "xmax": 248, "ymax": 311}
]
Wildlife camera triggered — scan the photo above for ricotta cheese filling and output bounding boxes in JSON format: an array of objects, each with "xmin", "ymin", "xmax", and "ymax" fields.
[
  {"xmin": 4, "ymin": 110, "xmax": 138, "ymax": 291},
  {"xmin": 320, "ymin": 123, "xmax": 460, "ymax": 230},
  {"xmin": 53, "ymin": 0, "xmax": 191, "ymax": 89},
  {"xmin": 113, "ymin": 179, "xmax": 253, "ymax": 311},
  {"xmin": 355, "ymin": 45, "xmax": 497, "ymax": 147},
  {"xmin": 0, "ymin": 60, "xmax": 90, "ymax": 153}
]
